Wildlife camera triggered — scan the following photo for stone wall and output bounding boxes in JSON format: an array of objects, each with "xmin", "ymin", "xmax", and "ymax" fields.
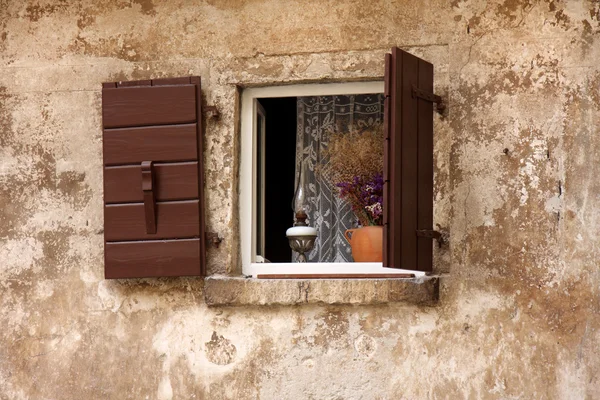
[{"xmin": 1, "ymin": 0, "xmax": 599, "ymax": 398}]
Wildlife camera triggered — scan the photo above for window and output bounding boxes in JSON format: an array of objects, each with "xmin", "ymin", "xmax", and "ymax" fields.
[
  {"xmin": 241, "ymin": 82, "xmax": 424, "ymax": 278},
  {"xmin": 99, "ymin": 48, "xmax": 439, "ymax": 280},
  {"xmin": 241, "ymin": 48, "xmax": 439, "ymax": 279}
]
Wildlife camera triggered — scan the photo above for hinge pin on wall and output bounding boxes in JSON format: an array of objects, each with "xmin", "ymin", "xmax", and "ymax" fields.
[
  {"xmin": 204, "ymin": 106, "xmax": 220, "ymax": 119},
  {"xmin": 206, "ymin": 232, "xmax": 222, "ymax": 248},
  {"xmin": 416, "ymin": 229, "xmax": 447, "ymax": 248}
]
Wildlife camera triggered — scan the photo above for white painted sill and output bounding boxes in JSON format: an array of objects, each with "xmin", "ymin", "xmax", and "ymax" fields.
[{"xmin": 246, "ymin": 262, "xmax": 426, "ymax": 278}]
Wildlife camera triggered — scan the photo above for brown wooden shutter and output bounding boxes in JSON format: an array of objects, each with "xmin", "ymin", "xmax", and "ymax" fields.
[
  {"xmin": 383, "ymin": 48, "xmax": 435, "ymax": 273},
  {"xmin": 102, "ymin": 77, "xmax": 207, "ymax": 279}
]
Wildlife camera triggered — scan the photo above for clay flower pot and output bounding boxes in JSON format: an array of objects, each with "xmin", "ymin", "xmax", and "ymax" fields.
[{"xmin": 344, "ymin": 226, "xmax": 383, "ymax": 262}]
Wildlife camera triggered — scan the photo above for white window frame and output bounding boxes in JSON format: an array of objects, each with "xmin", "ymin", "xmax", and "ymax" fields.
[
  {"xmin": 240, "ymin": 81, "xmax": 425, "ymax": 278},
  {"xmin": 255, "ymin": 102, "xmax": 267, "ymax": 259}
]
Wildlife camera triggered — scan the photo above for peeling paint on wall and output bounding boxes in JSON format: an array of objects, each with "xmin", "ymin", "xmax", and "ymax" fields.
[{"xmin": 1, "ymin": 0, "xmax": 599, "ymax": 398}]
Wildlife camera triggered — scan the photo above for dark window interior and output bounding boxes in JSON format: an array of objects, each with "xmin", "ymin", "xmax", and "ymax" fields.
[{"xmin": 258, "ymin": 97, "xmax": 297, "ymax": 262}]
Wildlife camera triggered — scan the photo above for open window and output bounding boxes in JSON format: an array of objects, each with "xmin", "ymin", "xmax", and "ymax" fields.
[
  {"xmin": 99, "ymin": 48, "xmax": 440, "ymax": 280},
  {"xmin": 241, "ymin": 47, "xmax": 441, "ymax": 278}
]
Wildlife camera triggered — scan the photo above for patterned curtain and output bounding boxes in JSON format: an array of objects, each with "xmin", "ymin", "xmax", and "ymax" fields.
[{"xmin": 295, "ymin": 94, "xmax": 385, "ymax": 262}]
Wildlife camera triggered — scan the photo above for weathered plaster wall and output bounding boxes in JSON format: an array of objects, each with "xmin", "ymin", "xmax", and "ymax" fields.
[{"xmin": 1, "ymin": 0, "xmax": 599, "ymax": 398}]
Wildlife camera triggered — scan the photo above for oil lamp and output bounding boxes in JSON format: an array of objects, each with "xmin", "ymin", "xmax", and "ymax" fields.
[{"xmin": 286, "ymin": 159, "xmax": 317, "ymax": 262}]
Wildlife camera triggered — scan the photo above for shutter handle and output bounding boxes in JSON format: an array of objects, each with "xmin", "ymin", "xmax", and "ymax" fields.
[{"xmin": 141, "ymin": 161, "xmax": 157, "ymax": 234}]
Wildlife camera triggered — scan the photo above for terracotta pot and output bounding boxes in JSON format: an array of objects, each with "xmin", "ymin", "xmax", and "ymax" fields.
[{"xmin": 344, "ymin": 226, "xmax": 383, "ymax": 262}]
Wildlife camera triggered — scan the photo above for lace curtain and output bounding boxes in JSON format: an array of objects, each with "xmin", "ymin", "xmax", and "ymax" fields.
[{"xmin": 295, "ymin": 94, "xmax": 385, "ymax": 262}]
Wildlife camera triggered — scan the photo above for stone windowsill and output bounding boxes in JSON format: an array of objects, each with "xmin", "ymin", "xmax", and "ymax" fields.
[{"xmin": 203, "ymin": 275, "xmax": 439, "ymax": 306}]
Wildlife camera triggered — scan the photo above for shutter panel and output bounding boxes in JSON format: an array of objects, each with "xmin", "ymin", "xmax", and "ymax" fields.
[
  {"xmin": 383, "ymin": 47, "xmax": 435, "ymax": 272},
  {"xmin": 102, "ymin": 76, "xmax": 206, "ymax": 279}
]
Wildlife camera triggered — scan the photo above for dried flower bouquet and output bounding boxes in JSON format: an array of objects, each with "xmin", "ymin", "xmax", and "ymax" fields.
[{"xmin": 319, "ymin": 123, "xmax": 384, "ymax": 226}]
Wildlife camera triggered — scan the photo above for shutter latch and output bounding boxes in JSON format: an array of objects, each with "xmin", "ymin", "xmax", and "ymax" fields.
[
  {"xmin": 416, "ymin": 229, "xmax": 446, "ymax": 247},
  {"xmin": 206, "ymin": 232, "xmax": 222, "ymax": 248},
  {"xmin": 411, "ymin": 85, "xmax": 445, "ymax": 114},
  {"xmin": 141, "ymin": 161, "xmax": 157, "ymax": 234}
]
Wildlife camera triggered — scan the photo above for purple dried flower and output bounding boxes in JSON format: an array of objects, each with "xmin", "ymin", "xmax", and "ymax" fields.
[{"xmin": 335, "ymin": 172, "xmax": 384, "ymax": 226}]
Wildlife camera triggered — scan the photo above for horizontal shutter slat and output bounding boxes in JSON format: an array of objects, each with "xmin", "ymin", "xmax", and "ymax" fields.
[
  {"xmin": 104, "ymin": 162, "xmax": 199, "ymax": 203},
  {"xmin": 102, "ymin": 85, "xmax": 197, "ymax": 128},
  {"xmin": 105, "ymin": 200, "xmax": 200, "ymax": 241},
  {"xmin": 105, "ymin": 239, "xmax": 201, "ymax": 279},
  {"xmin": 152, "ymin": 77, "xmax": 192, "ymax": 86},
  {"xmin": 116, "ymin": 80, "xmax": 152, "ymax": 87},
  {"xmin": 103, "ymin": 124, "xmax": 198, "ymax": 165}
]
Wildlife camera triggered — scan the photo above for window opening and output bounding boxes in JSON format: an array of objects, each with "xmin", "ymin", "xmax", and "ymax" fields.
[
  {"xmin": 257, "ymin": 97, "xmax": 296, "ymax": 262},
  {"xmin": 256, "ymin": 94, "xmax": 384, "ymax": 263},
  {"xmin": 241, "ymin": 82, "xmax": 423, "ymax": 277},
  {"xmin": 240, "ymin": 81, "xmax": 423, "ymax": 277}
]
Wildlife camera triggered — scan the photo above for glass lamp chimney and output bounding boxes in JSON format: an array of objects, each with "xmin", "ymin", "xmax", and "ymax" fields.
[
  {"xmin": 292, "ymin": 159, "xmax": 309, "ymax": 225},
  {"xmin": 287, "ymin": 159, "xmax": 317, "ymax": 262}
]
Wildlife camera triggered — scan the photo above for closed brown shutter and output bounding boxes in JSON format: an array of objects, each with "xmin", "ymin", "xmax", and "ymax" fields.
[
  {"xmin": 102, "ymin": 77, "xmax": 207, "ymax": 279},
  {"xmin": 383, "ymin": 48, "xmax": 435, "ymax": 272}
]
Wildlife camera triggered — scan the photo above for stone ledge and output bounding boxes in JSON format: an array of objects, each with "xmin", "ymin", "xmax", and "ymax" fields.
[{"xmin": 204, "ymin": 276, "xmax": 439, "ymax": 306}]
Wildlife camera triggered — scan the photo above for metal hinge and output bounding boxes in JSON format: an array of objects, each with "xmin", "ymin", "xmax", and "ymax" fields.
[
  {"xmin": 205, "ymin": 232, "xmax": 222, "ymax": 248},
  {"xmin": 416, "ymin": 229, "xmax": 446, "ymax": 248},
  {"xmin": 416, "ymin": 229, "xmax": 441, "ymax": 239},
  {"xmin": 204, "ymin": 106, "xmax": 220, "ymax": 119},
  {"xmin": 411, "ymin": 85, "xmax": 446, "ymax": 114}
]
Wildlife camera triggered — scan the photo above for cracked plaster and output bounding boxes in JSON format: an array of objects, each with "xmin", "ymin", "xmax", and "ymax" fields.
[{"xmin": 1, "ymin": 0, "xmax": 600, "ymax": 398}]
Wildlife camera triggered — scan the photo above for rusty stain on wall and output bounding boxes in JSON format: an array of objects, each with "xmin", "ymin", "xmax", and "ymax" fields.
[
  {"xmin": 1, "ymin": 0, "xmax": 599, "ymax": 398},
  {"xmin": 205, "ymin": 331, "xmax": 237, "ymax": 365}
]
